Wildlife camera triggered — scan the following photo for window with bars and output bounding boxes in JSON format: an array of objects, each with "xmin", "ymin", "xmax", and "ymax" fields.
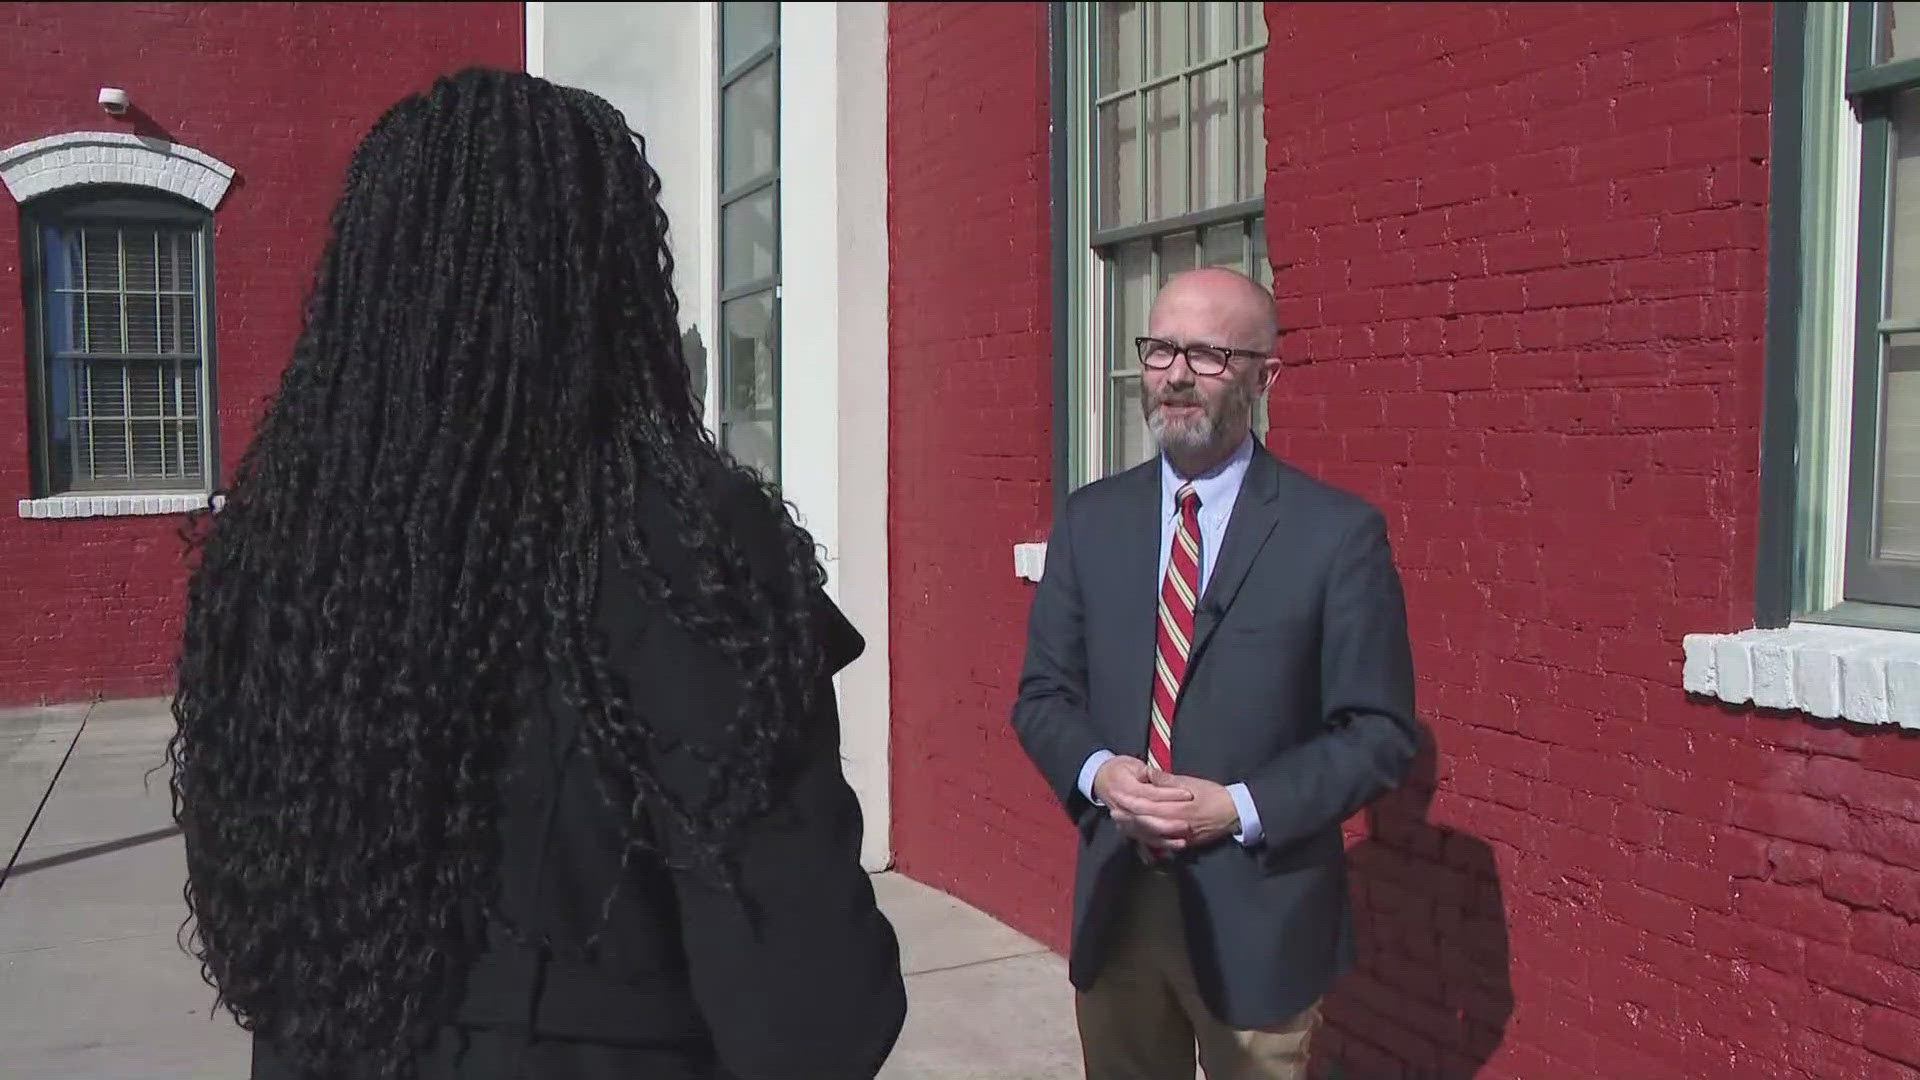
[
  {"xmin": 718, "ymin": 1, "xmax": 781, "ymax": 481},
  {"xmin": 1062, "ymin": 1, "xmax": 1271, "ymax": 487},
  {"xmin": 24, "ymin": 188, "xmax": 212, "ymax": 497}
]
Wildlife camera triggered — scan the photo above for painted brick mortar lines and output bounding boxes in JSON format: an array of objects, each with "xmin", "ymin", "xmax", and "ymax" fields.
[
  {"xmin": 889, "ymin": 3, "xmax": 1920, "ymax": 1078},
  {"xmin": 885, "ymin": 3, "xmax": 1074, "ymax": 942},
  {"xmin": 0, "ymin": 2, "xmax": 520, "ymax": 705}
]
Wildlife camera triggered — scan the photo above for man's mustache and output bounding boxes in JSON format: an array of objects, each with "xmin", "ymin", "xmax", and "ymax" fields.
[{"xmin": 1150, "ymin": 392, "xmax": 1204, "ymax": 410}]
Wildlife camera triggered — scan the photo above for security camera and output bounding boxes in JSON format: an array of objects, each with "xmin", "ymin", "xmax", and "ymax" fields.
[{"xmin": 98, "ymin": 88, "xmax": 129, "ymax": 116}]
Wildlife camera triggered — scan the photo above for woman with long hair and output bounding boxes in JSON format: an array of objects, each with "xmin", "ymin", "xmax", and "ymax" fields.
[{"xmin": 168, "ymin": 68, "xmax": 905, "ymax": 1080}]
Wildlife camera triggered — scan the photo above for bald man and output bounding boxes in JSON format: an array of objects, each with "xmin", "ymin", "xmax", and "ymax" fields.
[{"xmin": 1011, "ymin": 268, "xmax": 1422, "ymax": 1079}]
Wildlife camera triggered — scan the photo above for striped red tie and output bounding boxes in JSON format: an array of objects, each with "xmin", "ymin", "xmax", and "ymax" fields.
[{"xmin": 1148, "ymin": 484, "xmax": 1201, "ymax": 774}]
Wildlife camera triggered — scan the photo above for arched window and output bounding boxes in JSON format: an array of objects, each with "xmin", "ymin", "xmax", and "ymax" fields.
[{"xmin": 23, "ymin": 185, "xmax": 214, "ymax": 497}]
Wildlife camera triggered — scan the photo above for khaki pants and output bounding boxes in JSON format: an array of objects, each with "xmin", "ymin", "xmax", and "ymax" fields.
[{"xmin": 1076, "ymin": 871, "xmax": 1319, "ymax": 1080}]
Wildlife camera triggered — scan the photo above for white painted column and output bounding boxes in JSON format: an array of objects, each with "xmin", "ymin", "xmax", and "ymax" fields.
[
  {"xmin": 524, "ymin": 2, "xmax": 545, "ymax": 76},
  {"xmin": 779, "ymin": 1, "xmax": 892, "ymax": 870}
]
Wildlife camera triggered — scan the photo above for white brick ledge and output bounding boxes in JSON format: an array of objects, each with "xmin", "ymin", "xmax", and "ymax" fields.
[
  {"xmin": 19, "ymin": 493, "xmax": 216, "ymax": 519},
  {"xmin": 0, "ymin": 131, "xmax": 236, "ymax": 210},
  {"xmin": 1014, "ymin": 541, "xmax": 1047, "ymax": 583},
  {"xmin": 1683, "ymin": 624, "xmax": 1920, "ymax": 729}
]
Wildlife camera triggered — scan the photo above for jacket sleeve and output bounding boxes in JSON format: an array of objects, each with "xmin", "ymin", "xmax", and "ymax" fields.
[
  {"xmin": 1010, "ymin": 502, "xmax": 1110, "ymax": 825},
  {"xmin": 624, "ymin": 480, "xmax": 905, "ymax": 1079},
  {"xmin": 651, "ymin": 662, "xmax": 906, "ymax": 1080},
  {"xmin": 1240, "ymin": 508, "xmax": 1422, "ymax": 858}
]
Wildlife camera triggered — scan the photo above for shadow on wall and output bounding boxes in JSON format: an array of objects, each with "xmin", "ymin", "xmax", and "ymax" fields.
[{"xmin": 1318, "ymin": 741, "xmax": 1515, "ymax": 1079}]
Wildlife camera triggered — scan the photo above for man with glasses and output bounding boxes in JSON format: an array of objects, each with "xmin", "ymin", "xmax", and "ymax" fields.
[{"xmin": 1011, "ymin": 267, "xmax": 1422, "ymax": 1078}]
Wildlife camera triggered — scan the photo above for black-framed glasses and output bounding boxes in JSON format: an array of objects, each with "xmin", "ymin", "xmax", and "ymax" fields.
[{"xmin": 1134, "ymin": 336, "xmax": 1266, "ymax": 377}]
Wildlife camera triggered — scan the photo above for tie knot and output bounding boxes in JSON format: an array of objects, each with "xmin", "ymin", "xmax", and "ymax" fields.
[{"xmin": 1176, "ymin": 484, "xmax": 1201, "ymax": 515}]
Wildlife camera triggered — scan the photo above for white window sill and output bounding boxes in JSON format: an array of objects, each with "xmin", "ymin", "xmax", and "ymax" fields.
[
  {"xmin": 1683, "ymin": 623, "xmax": 1920, "ymax": 729},
  {"xmin": 18, "ymin": 493, "xmax": 217, "ymax": 519},
  {"xmin": 1014, "ymin": 541, "xmax": 1047, "ymax": 582}
]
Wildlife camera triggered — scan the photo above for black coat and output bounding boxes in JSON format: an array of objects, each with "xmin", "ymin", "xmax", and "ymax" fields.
[
  {"xmin": 253, "ymin": 475, "xmax": 906, "ymax": 1079},
  {"xmin": 1011, "ymin": 446, "xmax": 1423, "ymax": 1028}
]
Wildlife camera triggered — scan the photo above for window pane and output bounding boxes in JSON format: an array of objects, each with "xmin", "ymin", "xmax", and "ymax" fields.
[
  {"xmin": 1158, "ymin": 231, "xmax": 1198, "ymax": 284},
  {"xmin": 1238, "ymin": 0, "xmax": 1268, "ymax": 48},
  {"xmin": 124, "ymin": 230, "xmax": 158, "ymax": 291},
  {"xmin": 85, "ymin": 294, "xmax": 123, "ymax": 352},
  {"xmin": 1098, "ymin": 2, "xmax": 1144, "ymax": 94},
  {"xmin": 1252, "ymin": 217, "xmax": 1272, "ymax": 288},
  {"xmin": 722, "ymin": 59, "xmax": 777, "ymax": 191},
  {"xmin": 721, "ymin": 185, "xmax": 778, "ymax": 289},
  {"xmin": 82, "ymin": 227, "xmax": 120, "ymax": 291},
  {"xmin": 721, "ymin": 1, "xmax": 777, "ymax": 72},
  {"xmin": 1237, "ymin": 55, "xmax": 1266, "ymax": 201},
  {"xmin": 1881, "ymin": 2, "xmax": 1920, "ymax": 63},
  {"xmin": 125, "ymin": 294, "xmax": 160, "ymax": 353},
  {"xmin": 721, "ymin": 290, "xmax": 778, "ymax": 479},
  {"xmin": 160, "ymin": 231, "xmax": 195, "ymax": 293},
  {"xmin": 1191, "ymin": 63, "xmax": 1234, "ymax": 212},
  {"xmin": 1110, "ymin": 373, "xmax": 1152, "ymax": 472},
  {"xmin": 1111, "ymin": 240, "xmax": 1155, "ymax": 356},
  {"xmin": 86, "ymin": 417, "xmax": 130, "ymax": 482},
  {"xmin": 1201, "ymin": 221, "xmax": 1247, "ymax": 272},
  {"xmin": 1879, "ymin": 333, "xmax": 1920, "ymax": 560},
  {"xmin": 1098, "ymin": 95, "xmax": 1143, "ymax": 229},
  {"xmin": 1193, "ymin": 2, "xmax": 1238, "ymax": 61},
  {"xmin": 1889, "ymin": 92, "xmax": 1920, "ymax": 322},
  {"xmin": 1149, "ymin": 2, "xmax": 1187, "ymax": 78},
  {"xmin": 1146, "ymin": 84, "xmax": 1187, "ymax": 219}
]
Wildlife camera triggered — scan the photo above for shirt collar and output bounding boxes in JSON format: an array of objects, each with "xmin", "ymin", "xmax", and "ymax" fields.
[{"xmin": 1160, "ymin": 434, "xmax": 1256, "ymax": 519}]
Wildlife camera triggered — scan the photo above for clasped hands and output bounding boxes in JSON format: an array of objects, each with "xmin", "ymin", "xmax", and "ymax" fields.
[{"xmin": 1092, "ymin": 754, "xmax": 1240, "ymax": 854}]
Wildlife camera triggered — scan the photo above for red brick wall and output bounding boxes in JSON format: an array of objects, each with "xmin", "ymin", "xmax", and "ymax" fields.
[
  {"xmin": 885, "ymin": 2, "xmax": 1073, "ymax": 939},
  {"xmin": 0, "ymin": 2, "xmax": 521, "ymax": 705},
  {"xmin": 889, "ymin": 1, "xmax": 1920, "ymax": 1077},
  {"xmin": 1265, "ymin": 3, "xmax": 1920, "ymax": 1077}
]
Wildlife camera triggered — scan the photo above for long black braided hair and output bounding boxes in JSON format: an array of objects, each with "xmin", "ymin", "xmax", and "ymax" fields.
[{"xmin": 167, "ymin": 68, "xmax": 826, "ymax": 1078}]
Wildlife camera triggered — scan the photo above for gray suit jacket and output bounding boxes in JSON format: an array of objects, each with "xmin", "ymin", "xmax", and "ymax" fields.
[{"xmin": 1011, "ymin": 446, "xmax": 1422, "ymax": 1027}]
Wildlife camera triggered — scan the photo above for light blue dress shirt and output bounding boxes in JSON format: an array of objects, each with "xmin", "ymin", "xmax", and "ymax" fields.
[{"xmin": 1076, "ymin": 434, "xmax": 1265, "ymax": 847}]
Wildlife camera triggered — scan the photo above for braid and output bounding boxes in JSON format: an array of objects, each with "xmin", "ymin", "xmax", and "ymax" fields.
[{"xmin": 167, "ymin": 67, "xmax": 827, "ymax": 1079}]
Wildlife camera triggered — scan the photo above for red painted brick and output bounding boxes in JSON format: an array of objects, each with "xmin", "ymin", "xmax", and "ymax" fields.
[
  {"xmin": 1823, "ymin": 854, "xmax": 1887, "ymax": 909},
  {"xmin": 1735, "ymin": 880, "xmax": 1853, "ymax": 948},
  {"xmin": 0, "ymin": 1, "xmax": 521, "ymax": 705},
  {"xmin": 1733, "ymin": 790, "xmax": 1854, "ymax": 849},
  {"xmin": 1863, "ymin": 1007, "xmax": 1920, "ymax": 1070},
  {"xmin": 1856, "ymin": 813, "xmax": 1920, "ymax": 867},
  {"xmin": 1852, "ymin": 910, "xmax": 1920, "ymax": 970},
  {"xmin": 1860, "ymin": 736, "xmax": 1920, "ymax": 783},
  {"xmin": 1809, "ymin": 943, "xmax": 1920, "ymax": 1014}
]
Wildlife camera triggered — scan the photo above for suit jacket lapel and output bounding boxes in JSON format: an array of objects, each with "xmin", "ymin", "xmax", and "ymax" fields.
[
  {"xmin": 1190, "ymin": 447, "xmax": 1283, "ymax": 657},
  {"xmin": 1115, "ymin": 459, "xmax": 1162, "ymax": 745}
]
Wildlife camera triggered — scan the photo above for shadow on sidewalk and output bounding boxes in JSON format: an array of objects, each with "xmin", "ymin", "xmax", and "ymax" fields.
[{"xmin": 1317, "ymin": 743, "xmax": 1514, "ymax": 1078}]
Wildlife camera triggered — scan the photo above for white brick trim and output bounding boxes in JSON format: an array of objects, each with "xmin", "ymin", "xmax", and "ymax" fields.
[
  {"xmin": 19, "ymin": 493, "xmax": 218, "ymax": 519},
  {"xmin": 1683, "ymin": 624, "xmax": 1920, "ymax": 729},
  {"xmin": 0, "ymin": 131, "xmax": 236, "ymax": 210}
]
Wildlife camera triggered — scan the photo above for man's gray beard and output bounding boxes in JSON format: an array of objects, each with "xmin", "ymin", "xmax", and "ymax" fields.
[{"xmin": 1145, "ymin": 378, "xmax": 1255, "ymax": 456}]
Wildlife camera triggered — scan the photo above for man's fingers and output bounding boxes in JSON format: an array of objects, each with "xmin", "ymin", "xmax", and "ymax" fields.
[
  {"xmin": 1129, "ymin": 813, "xmax": 1190, "ymax": 841},
  {"xmin": 1110, "ymin": 780, "xmax": 1194, "ymax": 809}
]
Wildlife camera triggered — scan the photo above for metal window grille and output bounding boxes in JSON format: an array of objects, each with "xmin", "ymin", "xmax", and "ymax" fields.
[
  {"xmin": 35, "ymin": 216, "xmax": 209, "ymax": 494},
  {"xmin": 1072, "ymin": 1, "xmax": 1272, "ymax": 482},
  {"xmin": 718, "ymin": 1, "xmax": 781, "ymax": 482}
]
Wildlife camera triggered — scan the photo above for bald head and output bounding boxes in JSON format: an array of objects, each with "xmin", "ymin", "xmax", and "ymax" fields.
[{"xmin": 1148, "ymin": 267, "xmax": 1277, "ymax": 354}]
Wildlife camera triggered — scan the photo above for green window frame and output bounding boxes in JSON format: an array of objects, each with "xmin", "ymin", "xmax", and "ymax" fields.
[
  {"xmin": 1763, "ymin": 2, "xmax": 1920, "ymax": 628},
  {"xmin": 1059, "ymin": 1, "xmax": 1271, "ymax": 491},
  {"xmin": 717, "ymin": 1, "xmax": 781, "ymax": 481}
]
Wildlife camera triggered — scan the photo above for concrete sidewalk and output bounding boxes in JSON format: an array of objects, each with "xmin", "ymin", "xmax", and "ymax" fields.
[{"xmin": 0, "ymin": 699, "xmax": 1080, "ymax": 1079}]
